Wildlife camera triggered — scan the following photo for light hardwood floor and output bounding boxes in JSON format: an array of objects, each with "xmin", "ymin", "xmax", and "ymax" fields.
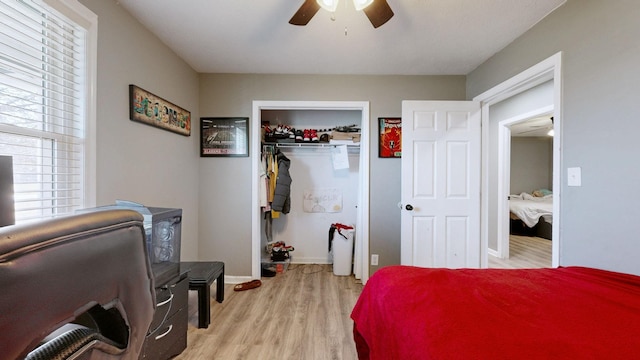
[
  {"xmin": 176, "ymin": 237, "xmax": 550, "ymax": 359},
  {"xmin": 175, "ymin": 264, "xmax": 363, "ymax": 360},
  {"xmin": 488, "ymin": 235, "xmax": 552, "ymax": 268}
]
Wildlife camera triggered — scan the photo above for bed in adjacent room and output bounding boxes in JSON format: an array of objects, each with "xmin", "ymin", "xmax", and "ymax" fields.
[
  {"xmin": 509, "ymin": 191, "xmax": 553, "ymax": 239},
  {"xmin": 351, "ymin": 265, "xmax": 640, "ymax": 360}
]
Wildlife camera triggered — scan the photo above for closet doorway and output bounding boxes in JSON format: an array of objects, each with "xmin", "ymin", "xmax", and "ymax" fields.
[{"xmin": 250, "ymin": 101, "xmax": 371, "ymax": 283}]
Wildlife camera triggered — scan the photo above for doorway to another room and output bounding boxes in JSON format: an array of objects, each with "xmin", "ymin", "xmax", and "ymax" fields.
[
  {"xmin": 490, "ymin": 111, "xmax": 554, "ymax": 269},
  {"xmin": 474, "ymin": 52, "xmax": 562, "ymax": 269}
]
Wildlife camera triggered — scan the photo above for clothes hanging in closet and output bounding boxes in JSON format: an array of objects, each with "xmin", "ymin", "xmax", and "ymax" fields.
[
  {"xmin": 262, "ymin": 146, "xmax": 292, "ymax": 244},
  {"xmin": 271, "ymin": 150, "xmax": 291, "ymax": 214},
  {"xmin": 260, "ymin": 147, "xmax": 292, "ymax": 215},
  {"xmin": 269, "ymin": 153, "xmax": 279, "ymax": 218},
  {"xmin": 259, "ymin": 155, "xmax": 268, "ymax": 208}
]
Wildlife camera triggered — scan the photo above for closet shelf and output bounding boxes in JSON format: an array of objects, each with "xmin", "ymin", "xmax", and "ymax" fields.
[{"xmin": 263, "ymin": 142, "xmax": 360, "ymax": 149}]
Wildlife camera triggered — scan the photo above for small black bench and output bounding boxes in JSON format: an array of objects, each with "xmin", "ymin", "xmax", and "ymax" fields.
[{"xmin": 180, "ymin": 261, "xmax": 224, "ymax": 329}]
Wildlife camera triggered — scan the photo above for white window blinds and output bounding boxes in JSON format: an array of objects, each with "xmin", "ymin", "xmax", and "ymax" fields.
[{"xmin": 0, "ymin": 0, "xmax": 88, "ymax": 223}]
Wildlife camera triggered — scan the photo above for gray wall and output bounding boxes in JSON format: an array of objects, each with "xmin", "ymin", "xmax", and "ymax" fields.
[
  {"xmin": 468, "ymin": 0, "xmax": 640, "ymax": 275},
  {"xmin": 511, "ymin": 137, "xmax": 553, "ymax": 195},
  {"xmin": 76, "ymin": 0, "xmax": 465, "ymax": 277},
  {"xmin": 79, "ymin": 0, "xmax": 640, "ymax": 277},
  {"xmin": 198, "ymin": 74, "xmax": 465, "ymax": 276},
  {"xmin": 80, "ymin": 0, "xmax": 201, "ymax": 260}
]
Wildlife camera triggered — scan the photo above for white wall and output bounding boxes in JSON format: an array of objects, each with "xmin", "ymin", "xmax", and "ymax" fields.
[
  {"xmin": 468, "ymin": 0, "xmax": 640, "ymax": 275},
  {"xmin": 266, "ymin": 150, "xmax": 360, "ymax": 263},
  {"xmin": 80, "ymin": 0, "xmax": 201, "ymax": 260}
]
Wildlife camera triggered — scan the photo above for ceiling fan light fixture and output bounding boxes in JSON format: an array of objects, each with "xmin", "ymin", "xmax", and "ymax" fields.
[
  {"xmin": 353, "ymin": 0, "xmax": 374, "ymax": 11},
  {"xmin": 292, "ymin": 0, "xmax": 393, "ymax": 28},
  {"xmin": 317, "ymin": 0, "xmax": 339, "ymax": 12}
]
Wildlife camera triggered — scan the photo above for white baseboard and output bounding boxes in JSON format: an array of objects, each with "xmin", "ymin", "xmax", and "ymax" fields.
[
  {"xmin": 224, "ymin": 260, "xmax": 332, "ymax": 283},
  {"xmin": 223, "ymin": 275, "xmax": 253, "ymax": 284},
  {"xmin": 289, "ymin": 257, "xmax": 331, "ymax": 264}
]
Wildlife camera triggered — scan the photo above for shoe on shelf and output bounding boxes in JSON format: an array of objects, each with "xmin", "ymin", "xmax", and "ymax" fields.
[
  {"xmin": 280, "ymin": 125, "xmax": 292, "ymax": 138},
  {"xmin": 288, "ymin": 127, "xmax": 296, "ymax": 139},
  {"xmin": 303, "ymin": 129, "xmax": 311, "ymax": 142},
  {"xmin": 295, "ymin": 129, "xmax": 304, "ymax": 142},
  {"xmin": 335, "ymin": 124, "xmax": 360, "ymax": 132},
  {"xmin": 319, "ymin": 133, "xmax": 329, "ymax": 142},
  {"xmin": 310, "ymin": 129, "xmax": 319, "ymax": 142}
]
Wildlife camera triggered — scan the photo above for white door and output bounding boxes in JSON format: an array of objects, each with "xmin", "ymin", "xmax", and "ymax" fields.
[{"xmin": 401, "ymin": 101, "xmax": 481, "ymax": 268}]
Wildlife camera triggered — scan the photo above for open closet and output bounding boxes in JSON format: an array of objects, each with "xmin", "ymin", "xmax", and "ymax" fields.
[{"xmin": 250, "ymin": 101, "xmax": 370, "ymax": 282}]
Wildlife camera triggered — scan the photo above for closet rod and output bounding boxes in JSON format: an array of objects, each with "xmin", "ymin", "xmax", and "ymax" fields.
[{"xmin": 273, "ymin": 143, "xmax": 360, "ymax": 149}]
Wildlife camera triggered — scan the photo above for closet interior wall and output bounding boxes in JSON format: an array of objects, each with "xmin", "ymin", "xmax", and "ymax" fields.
[{"xmin": 260, "ymin": 109, "xmax": 361, "ymax": 264}]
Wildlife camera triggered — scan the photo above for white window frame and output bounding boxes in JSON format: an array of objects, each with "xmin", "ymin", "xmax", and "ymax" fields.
[{"xmin": 0, "ymin": 0, "xmax": 96, "ymax": 222}]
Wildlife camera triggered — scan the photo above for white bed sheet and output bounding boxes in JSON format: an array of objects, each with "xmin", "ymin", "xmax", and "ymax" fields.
[{"xmin": 509, "ymin": 193, "xmax": 553, "ymax": 228}]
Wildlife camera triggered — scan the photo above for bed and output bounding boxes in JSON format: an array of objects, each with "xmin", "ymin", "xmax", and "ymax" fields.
[
  {"xmin": 351, "ymin": 265, "xmax": 640, "ymax": 359},
  {"xmin": 509, "ymin": 192, "xmax": 553, "ymax": 239}
]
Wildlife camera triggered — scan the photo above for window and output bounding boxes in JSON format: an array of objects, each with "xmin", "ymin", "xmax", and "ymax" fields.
[{"xmin": 0, "ymin": 0, "xmax": 96, "ymax": 223}]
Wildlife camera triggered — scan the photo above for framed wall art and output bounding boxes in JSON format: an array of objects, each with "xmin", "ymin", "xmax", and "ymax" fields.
[
  {"xmin": 379, "ymin": 117, "xmax": 401, "ymax": 158},
  {"xmin": 200, "ymin": 117, "xmax": 249, "ymax": 157},
  {"xmin": 129, "ymin": 85, "xmax": 191, "ymax": 136}
]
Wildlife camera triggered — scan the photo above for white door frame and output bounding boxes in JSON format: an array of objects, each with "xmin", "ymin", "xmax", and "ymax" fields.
[
  {"xmin": 250, "ymin": 101, "xmax": 371, "ymax": 283},
  {"xmin": 496, "ymin": 105, "xmax": 554, "ymax": 259},
  {"xmin": 474, "ymin": 52, "xmax": 562, "ymax": 268}
]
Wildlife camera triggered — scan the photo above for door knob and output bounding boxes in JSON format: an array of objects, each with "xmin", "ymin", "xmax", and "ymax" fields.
[{"xmin": 405, "ymin": 204, "xmax": 414, "ymax": 211}]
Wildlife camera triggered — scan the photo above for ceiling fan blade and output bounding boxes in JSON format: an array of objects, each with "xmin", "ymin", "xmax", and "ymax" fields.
[
  {"xmin": 289, "ymin": 0, "xmax": 321, "ymax": 26},
  {"xmin": 363, "ymin": 0, "xmax": 394, "ymax": 28}
]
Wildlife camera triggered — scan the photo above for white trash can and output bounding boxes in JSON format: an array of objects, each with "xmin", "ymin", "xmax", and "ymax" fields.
[{"xmin": 331, "ymin": 224, "xmax": 355, "ymax": 276}]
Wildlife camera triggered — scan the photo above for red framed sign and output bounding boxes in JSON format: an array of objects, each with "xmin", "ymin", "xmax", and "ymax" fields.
[{"xmin": 379, "ymin": 117, "xmax": 401, "ymax": 158}]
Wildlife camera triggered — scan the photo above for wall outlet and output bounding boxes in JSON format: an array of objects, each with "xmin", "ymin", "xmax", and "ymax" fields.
[{"xmin": 371, "ymin": 254, "xmax": 379, "ymax": 266}]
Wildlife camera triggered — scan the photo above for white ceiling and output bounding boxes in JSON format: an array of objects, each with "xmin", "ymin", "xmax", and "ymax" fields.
[{"xmin": 115, "ymin": 0, "xmax": 566, "ymax": 75}]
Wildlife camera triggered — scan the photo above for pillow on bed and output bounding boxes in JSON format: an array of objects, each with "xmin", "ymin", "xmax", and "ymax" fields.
[{"xmin": 532, "ymin": 189, "xmax": 552, "ymax": 197}]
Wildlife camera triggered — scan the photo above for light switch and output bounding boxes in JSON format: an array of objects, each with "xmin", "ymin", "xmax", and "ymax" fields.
[{"xmin": 567, "ymin": 167, "xmax": 581, "ymax": 187}]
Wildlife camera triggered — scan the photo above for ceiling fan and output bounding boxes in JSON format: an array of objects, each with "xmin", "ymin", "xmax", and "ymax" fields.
[{"xmin": 289, "ymin": 0, "xmax": 394, "ymax": 28}]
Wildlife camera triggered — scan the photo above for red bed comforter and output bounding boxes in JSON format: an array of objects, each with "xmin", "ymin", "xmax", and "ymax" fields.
[{"xmin": 350, "ymin": 266, "xmax": 640, "ymax": 359}]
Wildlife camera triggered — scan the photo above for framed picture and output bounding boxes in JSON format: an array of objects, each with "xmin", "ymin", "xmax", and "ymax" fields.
[
  {"xmin": 379, "ymin": 117, "xmax": 401, "ymax": 158},
  {"xmin": 200, "ymin": 117, "xmax": 249, "ymax": 157},
  {"xmin": 129, "ymin": 85, "xmax": 191, "ymax": 136}
]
